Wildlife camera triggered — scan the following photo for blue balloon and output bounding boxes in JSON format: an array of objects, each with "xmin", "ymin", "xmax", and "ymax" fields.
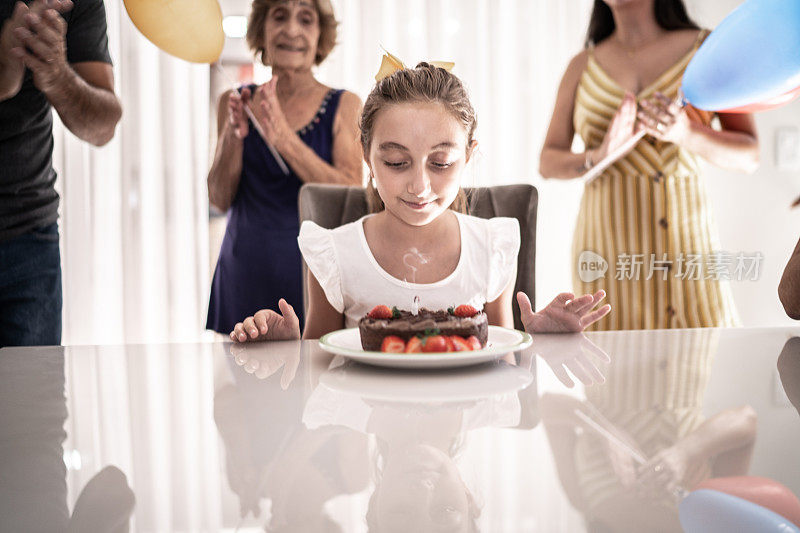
[
  {"xmin": 680, "ymin": 489, "xmax": 800, "ymax": 533},
  {"xmin": 682, "ymin": 0, "xmax": 800, "ymax": 111}
]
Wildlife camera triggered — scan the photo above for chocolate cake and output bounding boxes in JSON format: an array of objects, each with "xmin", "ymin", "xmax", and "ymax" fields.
[{"xmin": 358, "ymin": 307, "xmax": 489, "ymax": 352}]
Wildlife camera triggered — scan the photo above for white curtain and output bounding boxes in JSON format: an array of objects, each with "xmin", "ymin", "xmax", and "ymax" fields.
[
  {"xmin": 53, "ymin": 0, "xmax": 211, "ymax": 346},
  {"xmin": 54, "ymin": 1, "xmax": 218, "ymax": 527}
]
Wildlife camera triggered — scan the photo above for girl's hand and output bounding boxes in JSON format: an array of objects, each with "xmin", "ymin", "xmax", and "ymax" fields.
[
  {"xmin": 637, "ymin": 91, "xmax": 690, "ymax": 145},
  {"xmin": 533, "ymin": 332, "xmax": 610, "ymax": 387},
  {"xmin": 228, "ymin": 87, "xmax": 250, "ymax": 140},
  {"xmin": 230, "ymin": 298, "xmax": 301, "ymax": 342},
  {"xmin": 517, "ymin": 290, "xmax": 610, "ymax": 333},
  {"xmin": 229, "ymin": 342, "xmax": 301, "ymax": 389},
  {"xmin": 257, "ymin": 76, "xmax": 295, "ymax": 151},
  {"xmin": 592, "ymin": 91, "xmax": 642, "ymax": 165}
]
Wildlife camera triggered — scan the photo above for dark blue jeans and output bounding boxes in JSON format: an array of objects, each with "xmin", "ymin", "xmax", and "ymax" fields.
[{"xmin": 0, "ymin": 223, "xmax": 62, "ymax": 348}]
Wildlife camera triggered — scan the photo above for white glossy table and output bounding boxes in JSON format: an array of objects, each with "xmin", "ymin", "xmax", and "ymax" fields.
[{"xmin": 1, "ymin": 326, "xmax": 798, "ymax": 532}]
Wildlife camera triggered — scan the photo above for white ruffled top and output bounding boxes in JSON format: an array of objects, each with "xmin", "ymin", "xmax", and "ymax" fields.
[{"xmin": 297, "ymin": 212, "xmax": 520, "ymax": 328}]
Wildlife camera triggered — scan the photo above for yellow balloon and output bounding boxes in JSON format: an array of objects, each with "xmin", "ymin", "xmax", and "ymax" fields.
[{"xmin": 123, "ymin": 0, "xmax": 225, "ymax": 63}]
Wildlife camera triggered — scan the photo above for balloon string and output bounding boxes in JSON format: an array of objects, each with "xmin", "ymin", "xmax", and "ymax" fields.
[{"xmin": 213, "ymin": 63, "xmax": 291, "ymax": 176}]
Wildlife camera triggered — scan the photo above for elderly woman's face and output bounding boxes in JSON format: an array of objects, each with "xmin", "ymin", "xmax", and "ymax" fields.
[{"xmin": 263, "ymin": 1, "xmax": 320, "ymax": 70}]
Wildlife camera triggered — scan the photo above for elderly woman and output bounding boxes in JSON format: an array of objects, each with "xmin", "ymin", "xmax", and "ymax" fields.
[{"xmin": 206, "ymin": 0, "xmax": 363, "ymax": 334}]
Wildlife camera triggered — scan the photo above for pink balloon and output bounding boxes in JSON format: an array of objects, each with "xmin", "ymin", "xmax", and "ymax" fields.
[
  {"xmin": 719, "ymin": 84, "xmax": 800, "ymax": 113},
  {"xmin": 693, "ymin": 476, "xmax": 800, "ymax": 527}
]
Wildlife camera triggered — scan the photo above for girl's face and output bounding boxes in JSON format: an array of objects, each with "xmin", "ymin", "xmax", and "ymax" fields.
[
  {"xmin": 367, "ymin": 102, "xmax": 474, "ymax": 227},
  {"xmin": 376, "ymin": 444, "xmax": 472, "ymax": 532},
  {"xmin": 263, "ymin": 1, "xmax": 320, "ymax": 69}
]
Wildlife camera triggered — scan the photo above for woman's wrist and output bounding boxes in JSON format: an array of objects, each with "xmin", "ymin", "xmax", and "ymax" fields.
[
  {"xmin": 583, "ymin": 149, "xmax": 597, "ymax": 171},
  {"xmin": 275, "ymin": 130, "xmax": 301, "ymax": 158},
  {"xmin": 223, "ymin": 121, "xmax": 245, "ymax": 144}
]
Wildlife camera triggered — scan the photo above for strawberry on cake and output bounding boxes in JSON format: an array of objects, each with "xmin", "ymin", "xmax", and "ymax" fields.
[{"xmin": 358, "ymin": 304, "xmax": 489, "ymax": 353}]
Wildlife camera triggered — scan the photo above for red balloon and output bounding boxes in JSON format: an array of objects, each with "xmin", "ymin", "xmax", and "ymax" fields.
[
  {"xmin": 719, "ymin": 84, "xmax": 800, "ymax": 113},
  {"xmin": 693, "ymin": 476, "xmax": 800, "ymax": 527}
]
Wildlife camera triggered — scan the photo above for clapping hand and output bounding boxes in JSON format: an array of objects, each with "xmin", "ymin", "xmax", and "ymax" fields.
[
  {"xmin": 637, "ymin": 444, "xmax": 694, "ymax": 496},
  {"xmin": 256, "ymin": 76, "xmax": 295, "ymax": 151},
  {"xmin": 584, "ymin": 92, "xmax": 644, "ymax": 181},
  {"xmin": 9, "ymin": 0, "xmax": 74, "ymax": 95},
  {"xmin": 230, "ymin": 298, "xmax": 301, "ymax": 342},
  {"xmin": 517, "ymin": 290, "xmax": 611, "ymax": 333},
  {"xmin": 637, "ymin": 91, "xmax": 690, "ymax": 145},
  {"xmin": 227, "ymin": 86, "xmax": 251, "ymax": 140}
]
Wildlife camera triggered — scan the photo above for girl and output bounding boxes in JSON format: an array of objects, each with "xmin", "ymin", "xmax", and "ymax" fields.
[{"xmin": 231, "ymin": 62, "xmax": 610, "ymax": 343}]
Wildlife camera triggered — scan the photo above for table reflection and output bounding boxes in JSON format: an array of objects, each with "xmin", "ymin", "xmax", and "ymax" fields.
[
  {"xmin": 215, "ymin": 341, "xmax": 535, "ymax": 532},
  {"xmin": 1, "ymin": 327, "xmax": 798, "ymax": 531},
  {"xmin": 540, "ymin": 329, "xmax": 758, "ymax": 532},
  {"xmin": 215, "ymin": 342, "xmax": 368, "ymax": 532},
  {"xmin": 308, "ymin": 362, "xmax": 534, "ymax": 533},
  {"xmin": 0, "ymin": 351, "xmax": 135, "ymax": 532}
]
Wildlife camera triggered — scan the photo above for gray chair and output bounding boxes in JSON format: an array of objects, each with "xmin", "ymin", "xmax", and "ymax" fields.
[{"xmin": 298, "ymin": 183, "xmax": 538, "ymax": 331}]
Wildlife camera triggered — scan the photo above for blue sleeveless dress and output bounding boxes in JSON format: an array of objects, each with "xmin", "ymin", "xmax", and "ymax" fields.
[{"xmin": 207, "ymin": 86, "xmax": 344, "ymax": 334}]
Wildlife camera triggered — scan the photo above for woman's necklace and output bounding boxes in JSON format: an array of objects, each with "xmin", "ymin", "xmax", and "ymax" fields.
[{"xmin": 614, "ymin": 34, "xmax": 661, "ymax": 59}]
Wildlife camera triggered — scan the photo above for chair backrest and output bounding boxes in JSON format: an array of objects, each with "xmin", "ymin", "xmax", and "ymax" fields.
[{"xmin": 298, "ymin": 183, "xmax": 538, "ymax": 331}]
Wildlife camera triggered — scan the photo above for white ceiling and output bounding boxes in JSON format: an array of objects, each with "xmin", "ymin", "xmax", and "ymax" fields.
[{"xmin": 218, "ymin": 0, "xmax": 253, "ymax": 63}]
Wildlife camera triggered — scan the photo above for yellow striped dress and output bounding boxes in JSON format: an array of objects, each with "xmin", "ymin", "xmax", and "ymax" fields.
[{"xmin": 572, "ymin": 30, "xmax": 739, "ymax": 331}]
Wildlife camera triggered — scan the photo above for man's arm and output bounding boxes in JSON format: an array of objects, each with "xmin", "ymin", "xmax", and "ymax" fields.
[
  {"xmin": 12, "ymin": 6, "xmax": 121, "ymax": 146},
  {"xmin": 47, "ymin": 61, "xmax": 121, "ymax": 146},
  {"xmin": 779, "ymin": 236, "xmax": 800, "ymax": 319}
]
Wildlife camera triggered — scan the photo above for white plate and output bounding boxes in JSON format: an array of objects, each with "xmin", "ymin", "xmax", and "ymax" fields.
[
  {"xmin": 318, "ymin": 326, "xmax": 533, "ymax": 369},
  {"xmin": 318, "ymin": 362, "xmax": 534, "ymax": 402}
]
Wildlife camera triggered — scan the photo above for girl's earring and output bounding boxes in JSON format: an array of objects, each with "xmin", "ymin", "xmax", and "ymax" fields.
[{"xmin": 370, "ymin": 173, "xmax": 377, "ymax": 189}]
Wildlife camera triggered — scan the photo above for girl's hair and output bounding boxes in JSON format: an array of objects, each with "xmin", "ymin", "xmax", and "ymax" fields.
[
  {"xmin": 246, "ymin": 0, "xmax": 338, "ymax": 66},
  {"xmin": 360, "ymin": 62, "xmax": 476, "ymax": 214},
  {"xmin": 584, "ymin": 0, "xmax": 700, "ymax": 47}
]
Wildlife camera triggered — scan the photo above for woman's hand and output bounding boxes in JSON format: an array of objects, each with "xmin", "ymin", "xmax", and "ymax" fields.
[
  {"xmin": 637, "ymin": 91, "xmax": 690, "ymax": 145},
  {"xmin": 607, "ymin": 438, "xmax": 640, "ymax": 489},
  {"xmin": 230, "ymin": 298, "xmax": 301, "ymax": 342},
  {"xmin": 257, "ymin": 76, "xmax": 296, "ymax": 151},
  {"xmin": 637, "ymin": 443, "xmax": 696, "ymax": 495},
  {"xmin": 517, "ymin": 290, "xmax": 611, "ymax": 333},
  {"xmin": 591, "ymin": 91, "xmax": 642, "ymax": 167},
  {"xmin": 228, "ymin": 87, "xmax": 250, "ymax": 140}
]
